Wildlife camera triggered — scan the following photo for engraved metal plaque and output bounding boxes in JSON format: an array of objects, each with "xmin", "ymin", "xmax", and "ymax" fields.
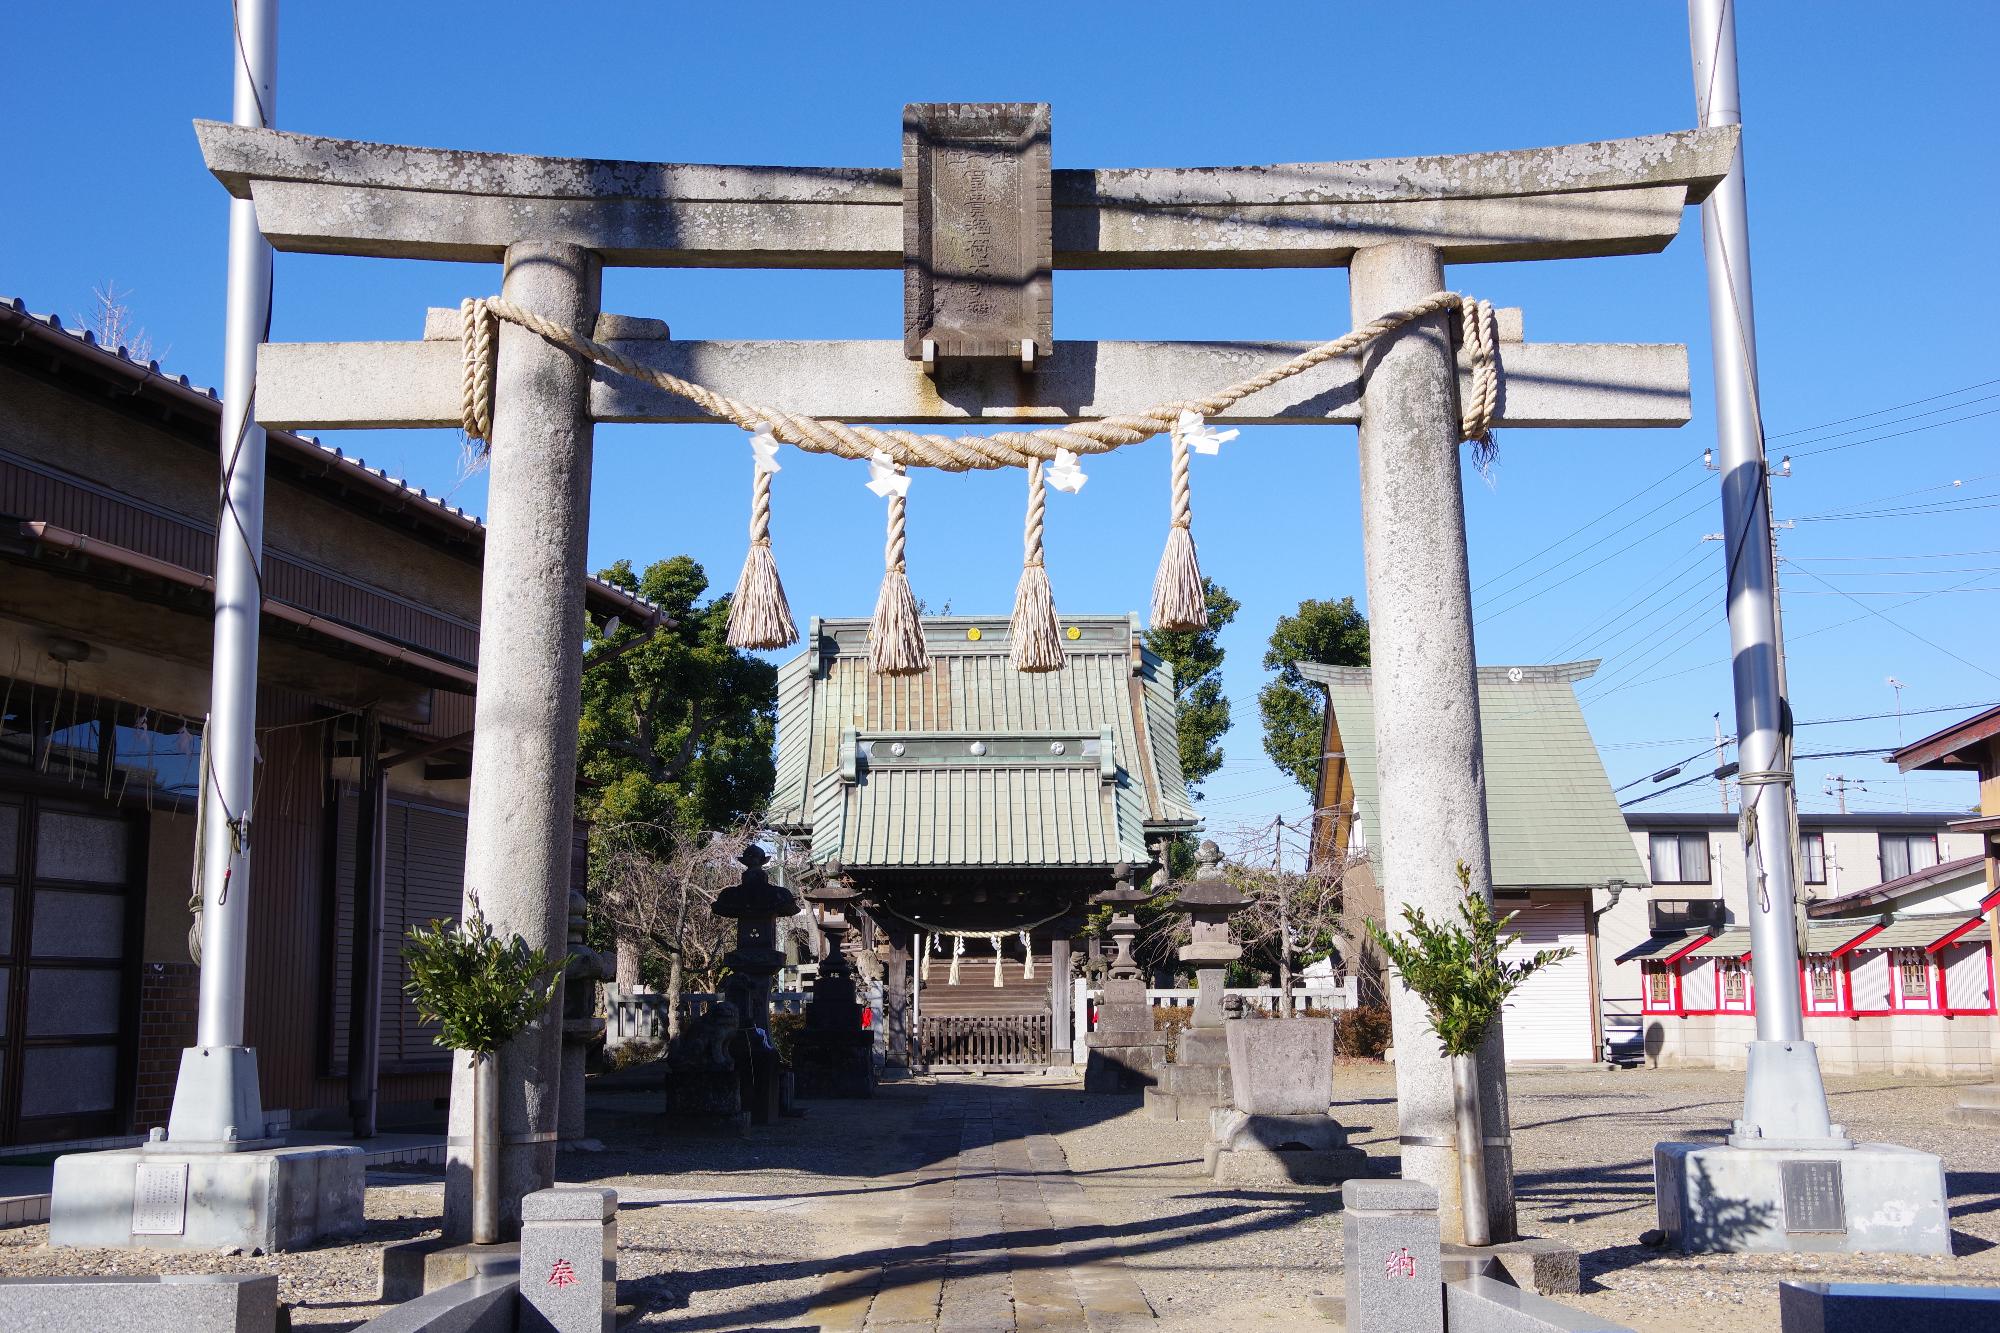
[
  {"xmin": 902, "ymin": 103, "xmax": 1052, "ymax": 363},
  {"xmin": 1781, "ymin": 1159, "xmax": 1846, "ymax": 1233},
  {"xmin": 132, "ymin": 1161, "xmax": 189, "ymax": 1236}
]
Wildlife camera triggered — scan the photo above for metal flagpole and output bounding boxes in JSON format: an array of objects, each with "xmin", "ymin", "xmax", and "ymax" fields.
[
  {"xmin": 166, "ymin": 0, "xmax": 280, "ymax": 1147},
  {"xmin": 1687, "ymin": 0, "xmax": 1842, "ymax": 1145}
]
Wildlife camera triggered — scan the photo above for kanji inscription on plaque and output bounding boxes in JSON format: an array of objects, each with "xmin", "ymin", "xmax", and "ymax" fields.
[
  {"xmin": 902, "ymin": 102, "xmax": 1052, "ymax": 364},
  {"xmin": 1781, "ymin": 1159, "xmax": 1846, "ymax": 1233},
  {"xmin": 132, "ymin": 1161, "xmax": 189, "ymax": 1236}
]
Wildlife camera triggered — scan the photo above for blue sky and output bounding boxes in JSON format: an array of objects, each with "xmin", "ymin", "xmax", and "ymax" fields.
[{"xmin": 7, "ymin": 3, "xmax": 1997, "ymax": 834}]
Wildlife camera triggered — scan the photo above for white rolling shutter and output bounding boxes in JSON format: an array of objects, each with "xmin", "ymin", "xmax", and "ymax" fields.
[{"xmin": 1498, "ymin": 899, "xmax": 1592, "ymax": 1062}]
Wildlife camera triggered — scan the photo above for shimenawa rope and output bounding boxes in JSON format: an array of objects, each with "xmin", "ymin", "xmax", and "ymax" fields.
[{"xmin": 458, "ymin": 293, "xmax": 1501, "ymax": 652}]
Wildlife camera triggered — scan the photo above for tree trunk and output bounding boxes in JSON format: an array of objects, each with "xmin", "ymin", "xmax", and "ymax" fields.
[
  {"xmin": 666, "ymin": 877, "xmax": 692, "ymax": 1042},
  {"xmin": 615, "ymin": 936, "xmax": 641, "ymax": 991}
]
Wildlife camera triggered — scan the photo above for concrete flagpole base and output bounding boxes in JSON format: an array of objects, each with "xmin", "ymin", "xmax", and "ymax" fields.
[
  {"xmin": 49, "ymin": 1139, "xmax": 364, "ymax": 1253},
  {"xmin": 50, "ymin": 1045, "xmax": 364, "ymax": 1252},
  {"xmin": 1654, "ymin": 1039, "xmax": 1950, "ymax": 1255}
]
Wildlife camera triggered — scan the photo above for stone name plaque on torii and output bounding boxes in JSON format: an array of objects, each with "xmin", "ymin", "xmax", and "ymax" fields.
[{"xmin": 902, "ymin": 102, "xmax": 1052, "ymax": 368}]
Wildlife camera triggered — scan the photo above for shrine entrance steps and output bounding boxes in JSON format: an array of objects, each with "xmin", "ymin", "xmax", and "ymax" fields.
[{"xmin": 805, "ymin": 1079, "xmax": 1154, "ymax": 1331}]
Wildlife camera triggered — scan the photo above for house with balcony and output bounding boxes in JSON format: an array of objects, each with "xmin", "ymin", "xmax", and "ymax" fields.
[
  {"xmin": 1613, "ymin": 809, "xmax": 1992, "ymax": 1075},
  {"xmin": 0, "ymin": 295, "xmax": 651, "ymax": 1147}
]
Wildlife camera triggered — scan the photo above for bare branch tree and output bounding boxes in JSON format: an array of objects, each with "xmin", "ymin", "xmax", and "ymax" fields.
[
  {"xmin": 1220, "ymin": 816, "xmax": 1363, "ymax": 1011},
  {"xmin": 79, "ymin": 279, "xmax": 161, "ymax": 363},
  {"xmin": 591, "ymin": 816, "xmax": 763, "ymax": 1037}
]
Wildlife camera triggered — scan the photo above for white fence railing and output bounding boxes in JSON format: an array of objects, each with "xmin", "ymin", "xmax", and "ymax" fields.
[
  {"xmin": 604, "ymin": 986, "xmax": 810, "ymax": 1049},
  {"xmin": 1070, "ymin": 978, "xmax": 1359, "ymax": 1063}
]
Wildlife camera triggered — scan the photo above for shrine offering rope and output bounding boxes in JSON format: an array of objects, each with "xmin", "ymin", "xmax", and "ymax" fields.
[
  {"xmin": 460, "ymin": 291, "xmax": 1500, "ymax": 662},
  {"xmin": 458, "ymin": 291, "xmax": 1501, "ymax": 466}
]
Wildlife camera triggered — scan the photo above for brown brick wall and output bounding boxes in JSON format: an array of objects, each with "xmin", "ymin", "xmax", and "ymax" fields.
[{"xmin": 134, "ymin": 961, "xmax": 199, "ymax": 1133}]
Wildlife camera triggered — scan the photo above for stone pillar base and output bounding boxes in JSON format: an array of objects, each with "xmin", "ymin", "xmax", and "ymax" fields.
[
  {"xmin": 1204, "ymin": 1109, "xmax": 1369, "ymax": 1185},
  {"xmin": 1083, "ymin": 1038, "xmax": 1165, "ymax": 1093},
  {"xmin": 1949, "ymin": 1082, "xmax": 2000, "ymax": 1126},
  {"xmin": 1654, "ymin": 1141, "xmax": 1950, "ymax": 1254},
  {"xmin": 50, "ymin": 1144, "xmax": 363, "ymax": 1252}
]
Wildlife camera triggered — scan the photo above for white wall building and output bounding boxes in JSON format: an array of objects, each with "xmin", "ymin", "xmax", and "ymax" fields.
[{"xmin": 1609, "ymin": 811, "xmax": 1993, "ymax": 1076}]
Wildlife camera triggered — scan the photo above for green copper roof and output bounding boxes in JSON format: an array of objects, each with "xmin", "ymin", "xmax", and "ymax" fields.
[
  {"xmin": 1300, "ymin": 660, "xmax": 1645, "ymax": 891},
  {"xmin": 772, "ymin": 615, "xmax": 1194, "ymax": 870}
]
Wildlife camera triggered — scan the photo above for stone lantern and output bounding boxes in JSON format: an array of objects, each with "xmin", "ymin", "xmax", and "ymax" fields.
[
  {"xmin": 1144, "ymin": 841, "xmax": 1245, "ymax": 1122},
  {"xmin": 1174, "ymin": 840, "xmax": 1246, "ymax": 1029},
  {"xmin": 708, "ymin": 845, "xmax": 798, "ymax": 1125},
  {"xmin": 1083, "ymin": 863, "xmax": 1168, "ymax": 1093},
  {"xmin": 793, "ymin": 863, "xmax": 876, "ymax": 1097},
  {"xmin": 710, "ymin": 845, "xmax": 798, "ymax": 1034}
]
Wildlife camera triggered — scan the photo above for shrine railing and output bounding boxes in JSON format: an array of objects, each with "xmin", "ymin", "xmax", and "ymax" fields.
[
  {"xmin": 603, "ymin": 986, "xmax": 810, "ymax": 1050},
  {"xmin": 919, "ymin": 1013, "xmax": 1053, "ymax": 1072}
]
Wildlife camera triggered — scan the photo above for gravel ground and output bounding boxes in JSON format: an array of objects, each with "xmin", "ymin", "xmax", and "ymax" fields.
[{"xmin": 2, "ymin": 1065, "xmax": 1994, "ymax": 1331}]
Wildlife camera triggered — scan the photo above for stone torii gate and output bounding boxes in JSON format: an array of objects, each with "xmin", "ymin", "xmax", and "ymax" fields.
[{"xmin": 197, "ymin": 108, "xmax": 1727, "ymax": 1243}]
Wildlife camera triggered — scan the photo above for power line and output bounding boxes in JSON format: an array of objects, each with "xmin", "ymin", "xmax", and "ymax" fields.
[
  {"xmin": 1767, "ymin": 377, "xmax": 2000, "ymax": 439},
  {"xmin": 1474, "ymin": 482, "xmax": 1716, "ymax": 622},
  {"xmin": 1776, "ymin": 392, "xmax": 2000, "ymax": 450},
  {"xmin": 1789, "ymin": 406, "xmax": 2000, "ymax": 459},
  {"xmin": 1782, "ymin": 565, "xmax": 2000, "ymax": 684},
  {"xmin": 1472, "ymin": 456, "xmax": 1697, "ymax": 593}
]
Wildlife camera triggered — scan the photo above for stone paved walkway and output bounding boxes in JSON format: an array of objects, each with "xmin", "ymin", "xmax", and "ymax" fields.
[{"xmin": 805, "ymin": 1081, "xmax": 1155, "ymax": 1331}]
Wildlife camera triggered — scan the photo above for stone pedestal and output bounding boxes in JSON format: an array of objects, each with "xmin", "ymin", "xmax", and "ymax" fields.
[
  {"xmin": 1949, "ymin": 1082, "xmax": 2000, "ymax": 1127},
  {"xmin": 1084, "ymin": 974, "xmax": 1165, "ymax": 1093},
  {"xmin": 663, "ymin": 1000, "xmax": 747, "ymax": 1136},
  {"xmin": 793, "ymin": 1031, "xmax": 877, "ymax": 1099},
  {"xmin": 0, "ymin": 1274, "xmax": 279, "ymax": 1332},
  {"xmin": 1205, "ymin": 1016, "xmax": 1366, "ymax": 1183},
  {"xmin": 1143, "ymin": 1024, "xmax": 1233, "ymax": 1121},
  {"xmin": 1655, "ymin": 1141, "xmax": 1950, "ymax": 1255},
  {"xmin": 1343, "ymin": 1179, "xmax": 1443, "ymax": 1333},
  {"xmin": 50, "ymin": 1143, "xmax": 363, "ymax": 1252},
  {"xmin": 519, "ymin": 1186, "xmax": 616, "ymax": 1333}
]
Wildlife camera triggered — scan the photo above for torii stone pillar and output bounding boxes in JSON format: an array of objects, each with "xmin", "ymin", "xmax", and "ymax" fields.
[
  {"xmin": 444, "ymin": 241, "xmax": 602, "ymax": 1242},
  {"xmin": 1352, "ymin": 240, "xmax": 1515, "ymax": 1245}
]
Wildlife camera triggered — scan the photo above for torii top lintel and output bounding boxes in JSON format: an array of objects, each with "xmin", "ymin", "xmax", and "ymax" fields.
[{"xmin": 194, "ymin": 118, "xmax": 1735, "ymax": 271}]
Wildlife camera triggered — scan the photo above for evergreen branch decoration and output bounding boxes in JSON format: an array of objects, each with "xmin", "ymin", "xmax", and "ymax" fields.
[
  {"xmin": 404, "ymin": 898, "xmax": 569, "ymax": 1058},
  {"xmin": 1366, "ymin": 863, "xmax": 1574, "ymax": 1057}
]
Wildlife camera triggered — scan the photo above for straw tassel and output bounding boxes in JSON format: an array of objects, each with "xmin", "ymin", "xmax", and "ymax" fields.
[
  {"xmin": 921, "ymin": 932, "xmax": 933, "ymax": 984},
  {"xmin": 1009, "ymin": 461, "xmax": 1065, "ymax": 672},
  {"xmin": 725, "ymin": 442, "xmax": 799, "ymax": 649},
  {"xmin": 949, "ymin": 935, "xmax": 963, "ymax": 986},
  {"xmin": 868, "ymin": 460, "xmax": 930, "ymax": 676},
  {"xmin": 1150, "ymin": 417, "xmax": 1209, "ymax": 631},
  {"xmin": 992, "ymin": 934, "xmax": 1005, "ymax": 988},
  {"xmin": 1021, "ymin": 931, "xmax": 1035, "ymax": 981}
]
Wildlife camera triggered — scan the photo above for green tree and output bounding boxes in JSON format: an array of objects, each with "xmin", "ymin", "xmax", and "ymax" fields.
[
  {"xmin": 1142, "ymin": 577, "xmax": 1241, "ymax": 800},
  {"xmin": 1365, "ymin": 865, "xmax": 1573, "ymax": 1056},
  {"xmin": 578, "ymin": 557, "xmax": 779, "ymax": 979},
  {"xmin": 1258, "ymin": 597, "xmax": 1370, "ymax": 793}
]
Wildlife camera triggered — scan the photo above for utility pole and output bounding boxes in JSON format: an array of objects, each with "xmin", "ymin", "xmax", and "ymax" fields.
[
  {"xmin": 1824, "ymin": 773, "xmax": 1867, "ymax": 816},
  {"xmin": 1712, "ymin": 712, "xmax": 1731, "ymax": 811}
]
